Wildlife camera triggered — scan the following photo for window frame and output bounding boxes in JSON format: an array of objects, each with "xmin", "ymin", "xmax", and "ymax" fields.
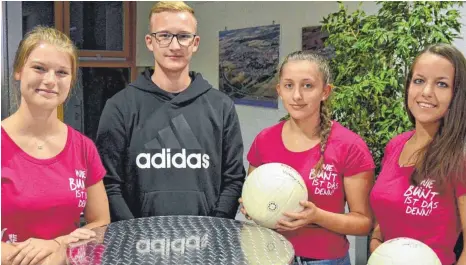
[
  {"xmin": 57, "ymin": 1, "xmax": 137, "ymax": 121},
  {"xmin": 63, "ymin": 1, "xmax": 131, "ymax": 58}
]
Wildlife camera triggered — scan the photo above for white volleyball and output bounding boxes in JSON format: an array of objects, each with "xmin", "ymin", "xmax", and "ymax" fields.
[
  {"xmin": 241, "ymin": 163, "xmax": 308, "ymax": 229},
  {"xmin": 367, "ymin": 237, "xmax": 442, "ymax": 265}
]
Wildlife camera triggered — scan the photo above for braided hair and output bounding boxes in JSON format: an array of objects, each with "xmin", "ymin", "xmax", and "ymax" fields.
[{"xmin": 278, "ymin": 51, "xmax": 333, "ymax": 176}]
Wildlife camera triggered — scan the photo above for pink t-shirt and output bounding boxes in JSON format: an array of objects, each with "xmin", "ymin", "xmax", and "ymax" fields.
[
  {"xmin": 247, "ymin": 121, "xmax": 375, "ymax": 259},
  {"xmin": 1, "ymin": 125, "xmax": 106, "ymax": 243},
  {"xmin": 370, "ymin": 131, "xmax": 466, "ymax": 265}
]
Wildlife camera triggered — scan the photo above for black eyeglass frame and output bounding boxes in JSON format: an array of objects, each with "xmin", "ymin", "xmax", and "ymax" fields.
[{"xmin": 150, "ymin": 32, "xmax": 198, "ymax": 47}]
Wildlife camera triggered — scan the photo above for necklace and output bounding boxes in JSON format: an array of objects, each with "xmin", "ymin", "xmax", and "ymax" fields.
[
  {"xmin": 33, "ymin": 136, "xmax": 56, "ymax": 151},
  {"xmin": 35, "ymin": 140, "xmax": 46, "ymax": 150}
]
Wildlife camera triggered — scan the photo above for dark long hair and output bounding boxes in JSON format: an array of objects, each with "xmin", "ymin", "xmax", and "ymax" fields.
[{"xmin": 404, "ymin": 44, "xmax": 466, "ymax": 189}]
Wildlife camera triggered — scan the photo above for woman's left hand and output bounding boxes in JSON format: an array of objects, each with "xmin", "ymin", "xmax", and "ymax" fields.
[
  {"xmin": 8, "ymin": 238, "xmax": 60, "ymax": 265},
  {"xmin": 276, "ymin": 200, "xmax": 321, "ymax": 231}
]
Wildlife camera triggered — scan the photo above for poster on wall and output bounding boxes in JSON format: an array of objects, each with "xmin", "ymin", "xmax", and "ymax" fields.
[
  {"xmin": 219, "ymin": 24, "xmax": 280, "ymax": 109},
  {"xmin": 302, "ymin": 25, "xmax": 335, "ymax": 59}
]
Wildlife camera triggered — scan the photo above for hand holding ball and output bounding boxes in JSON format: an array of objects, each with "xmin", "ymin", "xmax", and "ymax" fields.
[{"xmin": 240, "ymin": 163, "xmax": 308, "ymax": 229}]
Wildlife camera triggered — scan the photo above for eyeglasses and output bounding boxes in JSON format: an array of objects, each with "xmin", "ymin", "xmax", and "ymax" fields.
[{"xmin": 150, "ymin": 32, "xmax": 197, "ymax": 47}]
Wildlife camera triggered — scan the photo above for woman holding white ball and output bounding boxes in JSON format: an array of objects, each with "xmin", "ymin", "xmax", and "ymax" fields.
[{"xmin": 240, "ymin": 51, "xmax": 376, "ymax": 265}]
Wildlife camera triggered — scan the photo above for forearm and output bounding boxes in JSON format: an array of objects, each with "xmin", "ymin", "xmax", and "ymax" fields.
[
  {"xmin": 214, "ymin": 199, "xmax": 238, "ymax": 218},
  {"xmin": 2, "ymin": 242, "xmax": 18, "ymax": 265},
  {"xmin": 106, "ymin": 187, "xmax": 135, "ymax": 221},
  {"xmin": 81, "ymin": 181, "xmax": 111, "ymax": 229},
  {"xmin": 314, "ymin": 209, "xmax": 372, "ymax": 236},
  {"xmin": 96, "ymin": 99, "xmax": 130, "ymax": 221},
  {"xmin": 370, "ymin": 223, "xmax": 383, "ymax": 241},
  {"xmin": 368, "ymin": 223, "xmax": 384, "ymax": 254},
  {"xmin": 213, "ymin": 182, "xmax": 243, "ymax": 218},
  {"xmin": 82, "ymin": 219, "xmax": 109, "ymax": 230},
  {"xmin": 214, "ymin": 167, "xmax": 245, "ymax": 218},
  {"xmin": 102, "ymin": 182, "xmax": 133, "ymax": 222},
  {"xmin": 216, "ymin": 102, "xmax": 245, "ymax": 218}
]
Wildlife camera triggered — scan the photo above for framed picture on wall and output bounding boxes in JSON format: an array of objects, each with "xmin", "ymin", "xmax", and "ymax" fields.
[
  {"xmin": 302, "ymin": 25, "xmax": 335, "ymax": 59},
  {"xmin": 219, "ymin": 24, "xmax": 280, "ymax": 109}
]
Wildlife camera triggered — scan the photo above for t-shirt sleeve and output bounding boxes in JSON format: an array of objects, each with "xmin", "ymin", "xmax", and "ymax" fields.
[
  {"xmin": 343, "ymin": 136, "xmax": 376, "ymax": 177},
  {"xmin": 85, "ymin": 139, "xmax": 106, "ymax": 188},
  {"xmin": 247, "ymin": 135, "xmax": 262, "ymax": 168}
]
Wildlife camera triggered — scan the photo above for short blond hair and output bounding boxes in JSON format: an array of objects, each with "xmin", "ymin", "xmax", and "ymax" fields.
[{"xmin": 149, "ymin": 1, "xmax": 194, "ymax": 20}]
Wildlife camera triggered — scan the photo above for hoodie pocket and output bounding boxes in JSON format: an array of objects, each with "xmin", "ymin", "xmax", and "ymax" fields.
[{"xmin": 140, "ymin": 190, "xmax": 210, "ymax": 217}]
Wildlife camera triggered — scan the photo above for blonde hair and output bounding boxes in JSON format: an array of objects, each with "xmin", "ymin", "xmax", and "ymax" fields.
[
  {"xmin": 10, "ymin": 26, "xmax": 78, "ymax": 112},
  {"xmin": 13, "ymin": 26, "xmax": 78, "ymax": 86},
  {"xmin": 149, "ymin": 1, "xmax": 194, "ymax": 21},
  {"xmin": 279, "ymin": 51, "xmax": 333, "ymax": 176}
]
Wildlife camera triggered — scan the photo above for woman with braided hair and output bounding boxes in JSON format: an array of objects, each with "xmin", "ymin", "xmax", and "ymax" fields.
[{"xmin": 239, "ymin": 50, "xmax": 375, "ymax": 265}]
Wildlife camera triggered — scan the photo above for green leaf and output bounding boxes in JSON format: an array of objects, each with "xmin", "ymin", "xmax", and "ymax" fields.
[{"xmin": 283, "ymin": 0, "xmax": 462, "ymax": 175}]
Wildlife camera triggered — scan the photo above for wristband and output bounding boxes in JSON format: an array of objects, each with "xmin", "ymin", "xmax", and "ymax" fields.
[{"xmin": 371, "ymin": 237, "xmax": 383, "ymax": 243}]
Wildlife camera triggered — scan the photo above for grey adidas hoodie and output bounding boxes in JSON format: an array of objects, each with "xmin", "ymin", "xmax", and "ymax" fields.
[{"xmin": 95, "ymin": 69, "xmax": 246, "ymax": 221}]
